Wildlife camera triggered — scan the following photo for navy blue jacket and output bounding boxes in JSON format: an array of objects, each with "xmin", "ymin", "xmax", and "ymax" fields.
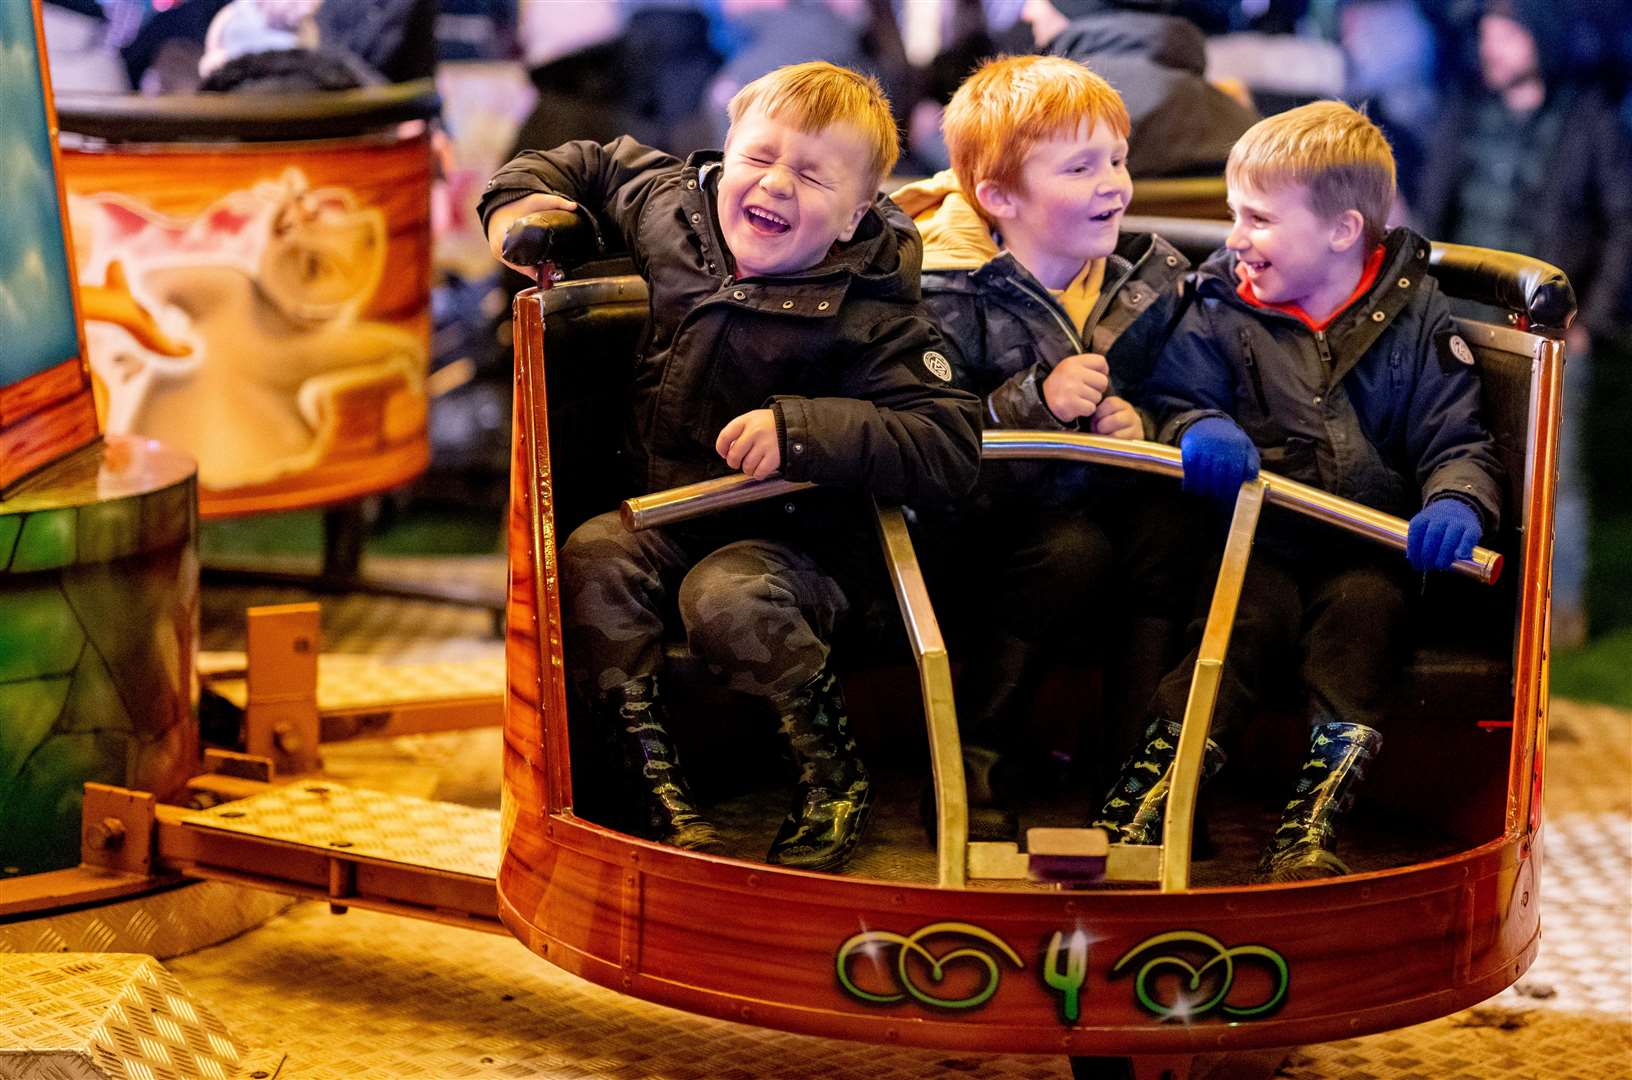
[{"xmin": 1146, "ymin": 228, "xmax": 1503, "ymax": 532}]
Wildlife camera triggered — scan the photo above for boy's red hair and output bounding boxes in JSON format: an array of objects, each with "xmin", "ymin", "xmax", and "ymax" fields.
[{"xmin": 942, "ymin": 55, "xmax": 1131, "ymax": 226}]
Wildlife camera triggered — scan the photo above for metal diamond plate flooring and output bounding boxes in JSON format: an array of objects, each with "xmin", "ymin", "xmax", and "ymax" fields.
[{"xmin": 155, "ymin": 557, "xmax": 1630, "ymax": 1078}]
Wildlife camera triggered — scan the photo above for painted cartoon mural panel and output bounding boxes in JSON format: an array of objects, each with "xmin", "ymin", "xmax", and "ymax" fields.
[{"xmin": 62, "ymin": 137, "xmax": 432, "ymax": 516}]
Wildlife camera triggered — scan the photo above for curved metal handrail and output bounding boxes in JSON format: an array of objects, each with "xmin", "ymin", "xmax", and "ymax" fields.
[{"xmin": 622, "ymin": 431, "xmax": 1502, "ymax": 585}]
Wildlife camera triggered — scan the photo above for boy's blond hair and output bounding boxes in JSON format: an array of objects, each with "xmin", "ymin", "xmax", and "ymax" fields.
[
  {"xmin": 1226, "ymin": 100, "xmax": 1396, "ymax": 247},
  {"xmin": 727, "ymin": 61, "xmax": 900, "ymax": 190},
  {"xmin": 942, "ymin": 55, "xmax": 1131, "ymax": 227}
]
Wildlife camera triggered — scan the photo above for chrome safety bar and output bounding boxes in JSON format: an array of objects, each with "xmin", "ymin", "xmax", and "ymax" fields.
[
  {"xmin": 617, "ymin": 430, "xmax": 1503, "ymax": 891},
  {"xmin": 621, "ymin": 432, "xmax": 1501, "ymax": 585},
  {"xmin": 620, "ymin": 475, "xmax": 811, "ymax": 531},
  {"xmin": 1160, "ymin": 479, "xmax": 1264, "ymax": 890},
  {"xmin": 981, "ymin": 432, "xmax": 1501, "ymax": 584},
  {"xmin": 873, "ymin": 505, "xmax": 967, "ymax": 887}
]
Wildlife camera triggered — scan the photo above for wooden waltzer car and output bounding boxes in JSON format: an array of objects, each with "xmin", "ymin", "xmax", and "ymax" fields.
[{"xmin": 498, "ymin": 215, "xmax": 1571, "ymax": 1078}]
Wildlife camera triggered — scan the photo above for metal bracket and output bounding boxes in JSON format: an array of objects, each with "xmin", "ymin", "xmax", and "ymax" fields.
[
  {"xmin": 243, "ymin": 603, "xmax": 322, "ymax": 775},
  {"xmin": 80, "ymin": 782, "xmax": 156, "ymax": 876}
]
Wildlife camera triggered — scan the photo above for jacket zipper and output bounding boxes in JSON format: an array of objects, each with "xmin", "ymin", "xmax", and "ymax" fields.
[
  {"xmin": 1082, "ymin": 253, "xmax": 1139, "ymax": 342},
  {"xmin": 1015, "ymin": 278, "xmax": 1086, "ymax": 353},
  {"xmin": 1239, "ymin": 328, "xmax": 1271, "ymax": 413},
  {"xmin": 1313, "ymin": 329, "xmax": 1333, "ymax": 370},
  {"xmin": 1013, "ymin": 250, "xmax": 1143, "ymax": 358}
]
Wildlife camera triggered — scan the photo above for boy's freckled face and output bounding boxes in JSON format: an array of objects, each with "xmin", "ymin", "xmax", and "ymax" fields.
[
  {"xmin": 1225, "ymin": 181, "xmax": 1342, "ymax": 310},
  {"xmin": 1008, "ymin": 120, "xmax": 1133, "ymax": 265},
  {"xmin": 718, "ymin": 106, "xmax": 876, "ymax": 280}
]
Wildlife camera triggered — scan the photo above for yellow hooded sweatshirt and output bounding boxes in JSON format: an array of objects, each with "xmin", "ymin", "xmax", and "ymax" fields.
[{"xmin": 891, "ymin": 170, "xmax": 1106, "ymax": 334}]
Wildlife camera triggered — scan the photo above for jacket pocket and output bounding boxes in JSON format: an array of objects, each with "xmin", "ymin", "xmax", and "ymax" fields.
[{"xmin": 1238, "ymin": 328, "xmax": 1272, "ymax": 415}]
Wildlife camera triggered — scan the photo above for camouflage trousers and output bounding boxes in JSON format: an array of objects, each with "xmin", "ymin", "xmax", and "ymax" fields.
[{"xmin": 560, "ymin": 512, "xmax": 851, "ymax": 701}]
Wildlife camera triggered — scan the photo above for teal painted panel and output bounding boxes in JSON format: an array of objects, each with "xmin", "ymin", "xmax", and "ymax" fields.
[{"xmin": 0, "ymin": 2, "xmax": 81, "ymax": 388}]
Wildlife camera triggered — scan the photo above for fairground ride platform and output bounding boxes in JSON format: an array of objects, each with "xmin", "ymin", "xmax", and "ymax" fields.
[{"xmin": 3, "ymin": 555, "xmax": 1627, "ymax": 1079}]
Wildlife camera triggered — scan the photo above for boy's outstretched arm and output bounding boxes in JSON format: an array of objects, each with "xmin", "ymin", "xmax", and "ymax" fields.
[
  {"xmin": 1405, "ymin": 304, "xmax": 1504, "ymax": 538},
  {"xmin": 1144, "ymin": 299, "xmax": 1237, "ymax": 446},
  {"xmin": 767, "ymin": 315, "xmax": 982, "ymax": 504},
  {"xmin": 1143, "ymin": 299, "xmax": 1261, "ymax": 501},
  {"xmin": 476, "ymin": 136, "xmax": 677, "ymax": 272}
]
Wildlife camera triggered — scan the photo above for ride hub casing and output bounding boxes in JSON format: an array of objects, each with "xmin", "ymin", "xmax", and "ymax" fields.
[
  {"xmin": 54, "ymin": 84, "xmax": 437, "ymax": 519},
  {"xmin": 0, "ymin": 436, "xmax": 198, "ymax": 876},
  {"xmin": 498, "ymin": 278, "xmax": 1556, "ymax": 1057}
]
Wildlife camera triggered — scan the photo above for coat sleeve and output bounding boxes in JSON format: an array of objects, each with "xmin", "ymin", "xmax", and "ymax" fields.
[
  {"xmin": 1144, "ymin": 296, "xmax": 1237, "ymax": 445},
  {"xmin": 771, "ymin": 313, "xmax": 982, "ymax": 503},
  {"xmin": 1408, "ymin": 295, "xmax": 1504, "ymax": 532},
  {"xmin": 985, "ymin": 357, "xmax": 1075, "ymax": 430},
  {"xmin": 476, "ymin": 136, "xmax": 678, "ymax": 267}
]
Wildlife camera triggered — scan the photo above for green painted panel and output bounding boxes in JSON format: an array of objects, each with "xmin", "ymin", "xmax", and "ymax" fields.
[
  {"xmin": 59, "ymin": 638, "xmax": 134, "ymax": 736},
  {"xmin": 0, "ymin": 730, "xmax": 126, "ymax": 874},
  {"xmin": 0, "ymin": 674, "xmax": 72, "ymax": 782},
  {"xmin": 0, "ymin": 582, "xmax": 84, "ymax": 682},
  {"xmin": 9, "ymin": 509, "xmax": 77, "ymax": 574},
  {"xmin": 141, "ymin": 481, "xmax": 195, "ymax": 554},
  {"xmin": 0, "ymin": 516, "xmax": 20, "ymax": 570},
  {"xmin": 75, "ymin": 495, "xmax": 143, "ymax": 564},
  {"xmin": 63, "ymin": 545, "xmax": 190, "ymax": 734}
]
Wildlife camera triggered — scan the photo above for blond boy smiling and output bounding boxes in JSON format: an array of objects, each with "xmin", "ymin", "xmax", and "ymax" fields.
[
  {"xmin": 479, "ymin": 62, "xmax": 980, "ymax": 873},
  {"xmin": 1101, "ymin": 101, "xmax": 1504, "ymax": 881}
]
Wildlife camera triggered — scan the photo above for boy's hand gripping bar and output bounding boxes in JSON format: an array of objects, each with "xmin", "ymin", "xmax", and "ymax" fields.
[{"xmin": 503, "ymin": 209, "xmax": 582, "ymax": 284}]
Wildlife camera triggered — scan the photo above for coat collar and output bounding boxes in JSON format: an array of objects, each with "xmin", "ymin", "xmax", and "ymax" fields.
[{"xmin": 1196, "ymin": 227, "xmax": 1434, "ymax": 384}]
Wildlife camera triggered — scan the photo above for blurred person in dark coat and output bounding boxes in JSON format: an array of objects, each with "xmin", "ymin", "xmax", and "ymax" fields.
[{"xmin": 1414, "ymin": 0, "xmax": 1632, "ymax": 646}]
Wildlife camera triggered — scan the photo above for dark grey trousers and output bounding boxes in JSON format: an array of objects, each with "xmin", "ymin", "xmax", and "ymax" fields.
[{"xmin": 559, "ymin": 512, "xmax": 851, "ymax": 701}]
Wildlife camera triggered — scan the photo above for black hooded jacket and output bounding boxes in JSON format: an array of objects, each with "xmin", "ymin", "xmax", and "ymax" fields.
[{"xmin": 478, "ymin": 137, "xmax": 982, "ymax": 531}]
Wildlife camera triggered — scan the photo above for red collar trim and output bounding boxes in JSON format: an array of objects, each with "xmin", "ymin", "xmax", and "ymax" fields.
[{"xmin": 1235, "ymin": 244, "xmax": 1388, "ymax": 332}]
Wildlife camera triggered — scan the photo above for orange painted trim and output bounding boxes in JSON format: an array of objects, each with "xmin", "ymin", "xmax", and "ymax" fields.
[
  {"xmin": 0, "ymin": 357, "xmax": 88, "ymax": 428},
  {"xmin": 0, "ymin": 378, "xmax": 99, "ymax": 491},
  {"xmin": 508, "ymin": 290, "xmax": 573, "ymax": 814},
  {"xmin": 32, "ymin": 0, "xmax": 90, "ymax": 393},
  {"xmin": 197, "ymin": 440, "xmax": 427, "ymax": 519},
  {"xmin": 496, "ymin": 803, "xmax": 1539, "ymax": 1055},
  {"xmin": 1507, "ymin": 338, "xmax": 1563, "ymax": 837}
]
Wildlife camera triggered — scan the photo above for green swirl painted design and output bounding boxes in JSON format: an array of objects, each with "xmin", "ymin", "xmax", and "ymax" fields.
[
  {"xmin": 836, "ymin": 921, "xmax": 1024, "ymax": 1011},
  {"xmin": 1111, "ymin": 930, "xmax": 1289, "ymax": 1021}
]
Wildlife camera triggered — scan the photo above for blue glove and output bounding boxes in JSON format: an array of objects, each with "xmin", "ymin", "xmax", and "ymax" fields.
[
  {"xmin": 1406, "ymin": 498, "xmax": 1482, "ymax": 573},
  {"xmin": 1179, "ymin": 417, "xmax": 1260, "ymax": 502}
]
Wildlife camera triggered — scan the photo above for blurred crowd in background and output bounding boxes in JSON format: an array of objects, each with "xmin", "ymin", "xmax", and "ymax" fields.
[{"xmin": 38, "ymin": 0, "xmax": 1632, "ymax": 646}]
